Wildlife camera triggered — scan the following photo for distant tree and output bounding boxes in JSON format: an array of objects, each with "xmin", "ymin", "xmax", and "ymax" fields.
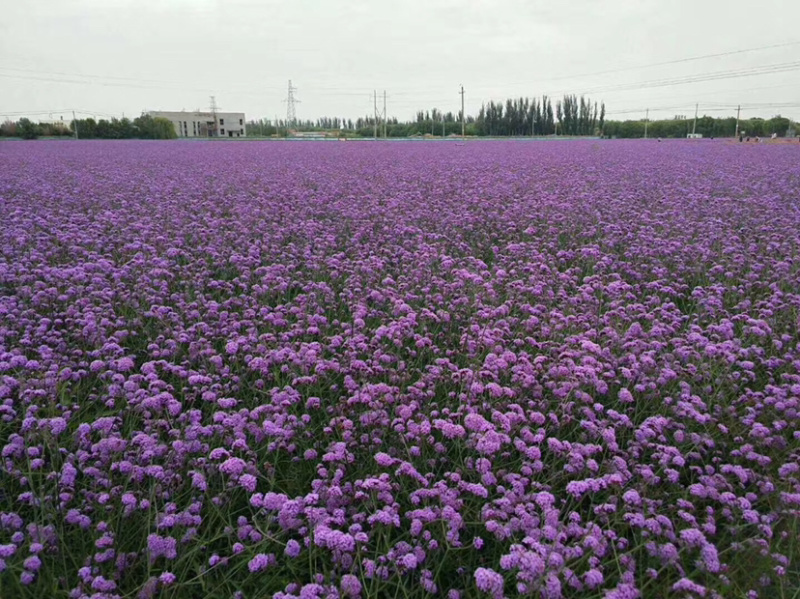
[
  {"xmin": 152, "ymin": 117, "xmax": 177, "ymax": 139},
  {"xmin": 531, "ymin": 98, "xmax": 541, "ymax": 135},
  {"xmin": 767, "ymin": 115, "xmax": 791, "ymax": 136},
  {"xmin": 601, "ymin": 111, "xmax": 785, "ymax": 138},
  {"xmin": 599, "ymin": 103, "xmax": 606, "ymax": 135},
  {"xmin": 132, "ymin": 114, "xmax": 177, "ymax": 139},
  {"xmin": 115, "ymin": 117, "xmax": 136, "ymax": 139},
  {"xmin": 82, "ymin": 118, "xmax": 98, "ymax": 139},
  {"xmin": 544, "ymin": 97, "xmax": 554, "ymax": 135},
  {"xmin": 17, "ymin": 118, "xmax": 39, "ymax": 140},
  {"xmin": 556, "ymin": 101, "xmax": 563, "ymax": 135},
  {"xmin": 95, "ymin": 119, "xmax": 112, "ymax": 139},
  {"xmin": 0, "ymin": 120, "xmax": 17, "ymax": 137},
  {"xmin": 1, "ymin": 121, "xmax": 14, "ymax": 136}
]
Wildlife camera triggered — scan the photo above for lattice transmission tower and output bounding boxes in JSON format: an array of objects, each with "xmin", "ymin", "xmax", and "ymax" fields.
[{"xmin": 285, "ymin": 80, "xmax": 300, "ymax": 128}]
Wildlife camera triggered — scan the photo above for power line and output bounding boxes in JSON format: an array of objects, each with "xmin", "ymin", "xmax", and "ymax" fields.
[
  {"xmin": 6, "ymin": 60, "xmax": 792, "ymax": 110},
  {"xmin": 5, "ymin": 46, "xmax": 800, "ymax": 124},
  {"xmin": 606, "ymin": 102, "xmax": 732, "ymax": 116},
  {"xmin": 5, "ymin": 39, "xmax": 797, "ymax": 99},
  {"xmin": 597, "ymin": 82, "xmax": 800, "ymax": 119},
  {"xmin": 414, "ymin": 60, "xmax": 800, "ymax": 116},
  {"xmin": 0, "ymin": 71, "xmax": 226, "ymax": 94},
  {"xmin": 2, "ymin": 39, "xmax": 798, "ymax": 126},
  {"xmin": 461, "ymin": 61, "xmax": 800, "ymax": 105},
  {"xmin": 374, "ymin": 40, "xmax": 800, "ymax": 96},
  {"xmin": 0, "ymin": 65, "xmax": 201, "ymax": 86},
  {"xmin": 0, "ymin": 64, "xmax": 377, "ymax": 94},
  {"xmin": 0, "ymin": 69, "xmax": 373, "ymax": 99},
  {"xmin": 0, "ymin": 108, "xmax": 124, "ymax": 120},
  {"xmin": 617, "ymin": 105, "xmax": 792, "ymax": 121},
  {"xmin": 562, "ymin": 61, "xmax": 800, "ymax": 97},
  {"xmin": 527, "ymin": 40, "xmax": 800, "ymax": 85},
  {"xmin": 3, "ymin": 65, "xmax": 797, "ymax": 124}
]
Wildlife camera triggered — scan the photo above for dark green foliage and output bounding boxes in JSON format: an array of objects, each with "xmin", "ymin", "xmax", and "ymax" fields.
[
  {"xmin": 131, "ymin": 115, "xmax": 178, "ymax": 139},
  {"xmin": 476, "ymin": 95, "xmax": 564, "ymax": 136},
  {"xmin": 603, "ymin": 114, "xmax": 795, "ymax": 138},
  {"xmin": 0, "ymin": 115, "xmax": 180, "ymax": 140},
  {"xmin": 65, "ymin": 115, "xmax": 176, "ymax": 140},
  {"xmin": 555, "ymin": 95, "xmax": 602, "ymax": 136},
  {"xmin": 16, "ymin": 118, "xmax": 39, "ymax": 140}
]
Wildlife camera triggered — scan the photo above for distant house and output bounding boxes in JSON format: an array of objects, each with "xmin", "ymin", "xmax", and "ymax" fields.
[
  {"xmin": 146, "ymin": 110, "xmax": 246, "ymax": 138},
  {"xmin": 686, "ymin": 133, "xmax": 703, "ymax": 139}
]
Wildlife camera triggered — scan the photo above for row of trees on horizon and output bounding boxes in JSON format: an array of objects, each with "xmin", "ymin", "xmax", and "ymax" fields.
[
  {"xmin": 3, "ymin": 94, "xmax": 796, "ymax": 139},
  {"xmin": 244, "ymin": 96, "xmax": 794, "ymax": 139},
  {"xmin": 0, "ymin": 115, "xmax": 177, "ymax": 140},
  {"xmin": 246, "ymin": 95, "xmax": 606, "ymax": 138},
  {"xmin": 1, "ymin": 94, "xmax": 609, "ymax": 139},
  {"xmin": 603, "ymin": 114, "xmax": 795, "ymax": 139}
]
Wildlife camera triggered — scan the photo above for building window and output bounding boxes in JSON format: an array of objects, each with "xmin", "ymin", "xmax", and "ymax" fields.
[
  {"xmin": 240, "ymin": 129, "xmax": 244, "ymax": 135},
  {"xmin": 220, "ymin": 118, "xmax": 224, "ymax": 125},
  {"xmin": 220, "ymin": 128, "xmax": 225, "ymax": 134},
  {"xmin": 239, "ymin": 119, "xmax": 243, "ymax": 125}
]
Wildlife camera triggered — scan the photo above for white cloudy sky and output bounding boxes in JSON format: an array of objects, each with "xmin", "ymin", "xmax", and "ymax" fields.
[{"xmin": 1, "ymin": 0, "xmax": 799, "ymax": 124}]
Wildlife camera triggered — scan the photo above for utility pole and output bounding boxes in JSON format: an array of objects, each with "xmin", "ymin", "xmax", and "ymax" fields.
[
  {"xmin": 735, "ymin": 105, "xmax": 741, "ymax": 139},
  {"xmin": 72, "ymin": 110, "xmax": 79, "ymax": 140},
  {"xmin": 383, "ymin": 90, "xmax": 387, "ymax": 138},
  {"xmin": 373, "ymin": 90, "xmax": 378, "ymax": 140},
  {"xmin": 644, "ymin": 108, "xmax": 649, "ymax": 139},
  {"xmin": 692, "ymin": 103, "xmax": 698, "ymax": 135},
  {"xmin": 460, "ymin": 85, "xmax": 466, "ymax": 139}
]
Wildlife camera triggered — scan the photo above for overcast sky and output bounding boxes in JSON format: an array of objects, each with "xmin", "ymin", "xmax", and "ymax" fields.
[{"xmin": 2, "ymin": 0, "xmax": 799, "ymax": 124}]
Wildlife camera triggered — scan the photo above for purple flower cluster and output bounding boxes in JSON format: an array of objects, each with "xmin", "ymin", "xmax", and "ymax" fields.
[{"xmin": 0, "ymin": 139, "xmax": 799, "ymax": 598}]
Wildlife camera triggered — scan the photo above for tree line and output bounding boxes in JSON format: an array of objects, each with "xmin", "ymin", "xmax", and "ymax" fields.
[
  {"xmin": 7, "ymin": 103, "xmax": 795, "ymax": 141},
  {"xmin": 244, "ymin": 94, "xmax": 605, "ymax": 138},
  {"xmin": 247, "ymin": 113, "xmax": 472, "ymax": 138},
  {"xmin": 476, "ymin": 95, "xmax": 605, "ymax": 136},
  {"xmin": 602, "ymin": 114, "xmax": 795, "ymax": 138},
  {"xmin": 0, "ymin": 115, "xmax": 177, "ymax": 140}
]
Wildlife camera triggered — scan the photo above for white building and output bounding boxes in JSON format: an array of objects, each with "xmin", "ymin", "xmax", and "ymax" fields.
[{"xmin": 146, "ymin": 110, "xmax": 246, "ymax": 138}]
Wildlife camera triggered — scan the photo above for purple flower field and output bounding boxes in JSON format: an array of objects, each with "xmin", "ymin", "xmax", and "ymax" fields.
[{"xmin": 0, "ymin": 139, "xmax": 799, "ymax": 598}]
